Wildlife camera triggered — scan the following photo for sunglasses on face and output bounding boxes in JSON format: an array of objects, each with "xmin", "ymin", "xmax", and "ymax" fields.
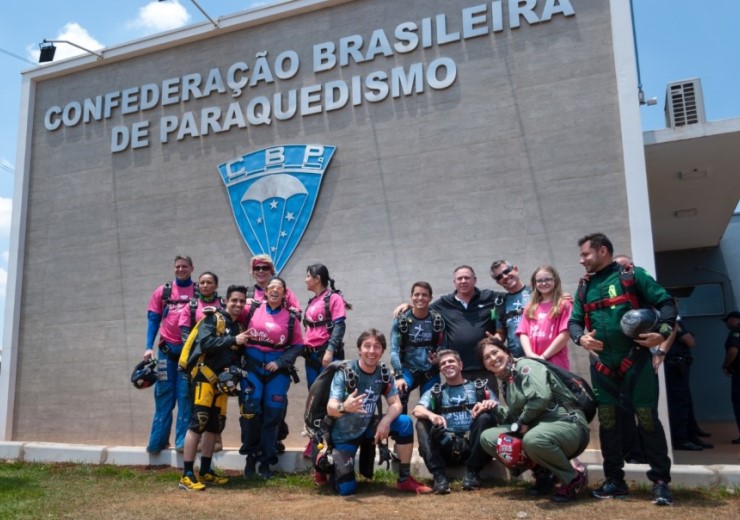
[
  {"xmin": 494, "ymin": 266, "xmax": 514, "ymax": 282},
  {"xmin": 253, "ymin": 265, "xmax": 272, "ymax": 272}
]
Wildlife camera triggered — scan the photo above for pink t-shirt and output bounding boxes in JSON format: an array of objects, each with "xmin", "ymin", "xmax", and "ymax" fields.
[
  {"xmin": 516, "ymin": 299, "xmax": 572, "ymax": 370},
  {"xmin": 303, "ymin": 290, "xmax": 347, "ymax": 349},
  {"xmin": 147, "ymin": 281, "xmax": 195, "ymax": 345},
  {"xmin": 177, "ymin": 297, "xmax": 224, "ymax": 331},
  {"xmin": 250, "ymin": 285, "xmax": 302, "ymax": 312},
  {"xmin": 245, "ymin": 304, "xmax": 304, "ymax": 352}
]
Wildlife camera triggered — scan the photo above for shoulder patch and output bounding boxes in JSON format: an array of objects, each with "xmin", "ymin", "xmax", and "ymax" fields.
[{"xmin": 520, "ymin": 366, "xmax": 531, "ymax": 375}]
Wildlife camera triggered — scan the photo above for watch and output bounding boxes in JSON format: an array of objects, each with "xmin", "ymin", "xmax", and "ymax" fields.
[
  {"xmin": 511, "ymin": 422, "xmax": 521, "ymax": 434},
  {"xmin": 337, "ymin": 401, "xmax": 346, "ymax": 414}
]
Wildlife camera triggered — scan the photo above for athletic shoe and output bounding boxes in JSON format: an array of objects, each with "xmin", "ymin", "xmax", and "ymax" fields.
[
  {"xmin": 652, "ymin": 480, "xmax": 673, "ymax": 506},
  {"xmin": 313, "ymin": 470, "xmax": 328, "ymax": 486},
  {"xmin": 200, "ymin": 471, "xmax": 229, "ymax": 485},
  {"xmin": 432, "ymin": 473, "xmax": 451, "ymax": 495},
  {"xmin": 243, "ymin": 456, "xmax": 257, "ymax": 478},
  {"xmin": 179, "ymin": 473, "xmax": 205, "ymax": 491},
  {"xmin": 592, "ymin": 478, "xmax": 629, "ymax": 499},
  {"xmin": 258, "ymin": 463, "xmax": 274, "ymax": 480},
  {"xmin": 397, "ymin": 476, "xmax": 433, "ymax": 494},
  {"xmin": 527, "ymin": 470, "xmax": 555, "ymax": 496},
  {"xmin": 552, "ymin": 469, "xmax": 587, "ymax": 503},
  {"xmin": 462, "ymin": 469, "xmax": 481, "ymax": 491},
  {"xmin": 303, "ymin": 440, "xmax": 313, "ymax": 459}
]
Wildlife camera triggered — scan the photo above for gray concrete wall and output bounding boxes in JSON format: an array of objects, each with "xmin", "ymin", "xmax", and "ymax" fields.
[{"xmin": 13, "ymin": 0, "xmax": 632, "ymax": 447}]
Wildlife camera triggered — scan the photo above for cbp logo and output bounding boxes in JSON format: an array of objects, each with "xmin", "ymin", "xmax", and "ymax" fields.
[{"xmin": 218, "ymin": 145, "xmax": 336, "ymax": 273}]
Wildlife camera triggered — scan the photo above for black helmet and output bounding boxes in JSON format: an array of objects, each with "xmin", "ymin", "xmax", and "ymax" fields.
[
  {"xmin": 131, "ymin": 359, "xmax": 158, "ymax": 389},
  {"xmin": 620, "ymin": 308, "xmax": 659, "ymax": 338},
  {"xmin": 216, "ymin": 366, "xmax": 244, "ymax": 396}
]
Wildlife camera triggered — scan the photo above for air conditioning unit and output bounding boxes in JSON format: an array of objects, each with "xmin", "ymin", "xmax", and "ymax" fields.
[{"xmin": 664, "ymin": 78, "xmax": 706, "ymax": 128}]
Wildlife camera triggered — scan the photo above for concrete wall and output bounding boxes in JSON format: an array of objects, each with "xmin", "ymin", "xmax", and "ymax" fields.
[{"xmin": 7, "ymin": 0, "xmax": 636, "ymax": 446}]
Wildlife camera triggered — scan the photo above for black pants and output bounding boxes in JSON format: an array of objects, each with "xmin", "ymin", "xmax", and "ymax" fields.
[
  {"xmin": 415, "ymin": 412, "xmax": 497, "ymax": 476},
  {"xmin": 664, "ymin": 358, "xmax": 694, "ymax": 442}
]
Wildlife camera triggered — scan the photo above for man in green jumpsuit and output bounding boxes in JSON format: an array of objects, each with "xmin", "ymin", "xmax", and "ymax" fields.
[{"xmin": 568, "ymin": 233, "xmax": 677, "ymax": 506}]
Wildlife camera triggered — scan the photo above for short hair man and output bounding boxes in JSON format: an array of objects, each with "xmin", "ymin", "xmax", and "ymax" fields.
[
  {"xmin": 390, "ymin": 282, "xmax": 446, "ymax": 414},
  {"xmin": 568, "ymin": 233, "xmax": 677, "ymax": 505},
  {"xmin": 179, "ymin": 285, "xmax": 250, "ymax": 490},
  {"xmin": 412, "ymin": 349, "xmax": 496, "ymax": 494},
  {"xmin": 490, "ymin": 260, "xmax": 532, "ymax": 358},
  {"xmin": 143, "ymin": 255, "xmax": 196, "ymax": 453},
  {"xmin": 325, "ymin": 329, "xmax": 432, "ymax": 495}
]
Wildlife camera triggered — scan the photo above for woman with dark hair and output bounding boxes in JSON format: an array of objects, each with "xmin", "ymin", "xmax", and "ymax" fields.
[
  {"xmin": 239, "ymin": 276, "xmax": 304, "ymax": 479},
  {"xmin": 476, "ymin": 337, "xmax": 589, "ymax": 503},
  {"xmin": 178, "ymin": 271, "xmax": 226, "ymax": 453},
  {"xmin": 302, "ymin": 263, "xmax": 352, "ymax": 457}
]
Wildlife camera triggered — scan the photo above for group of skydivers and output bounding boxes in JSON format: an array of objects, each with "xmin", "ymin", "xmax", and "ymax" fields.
[{"xmin": 136, "ymin": 232, "xmax": 679, "ymax": 506}]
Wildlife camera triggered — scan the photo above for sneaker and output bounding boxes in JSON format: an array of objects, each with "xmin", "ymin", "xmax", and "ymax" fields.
[
  {"xmin": 313, "ymin": 470, "xmax": 328, "ymax": 486},
  {"xmin": 592, "ymin": 478, "xmax": 629, "ymax": 499},
  {"xmin": 432, "ymin": 473, "xmax": 451, "ymax": 495},
  {"xmin": 179, "ymin": 473, "xmax": 205, "ymax": 491},
  {"xmin": 397, "ymin": 476, "xmax": 433, "ymax": 494},
  {"xmin": 243, "ymin": 456, "xmax": 257, "ymax": 478},
  {"xmin": 462, "ymin": 469, "xmax": 481, "ymax": 491},
  {"xmin": 303, "ymin": 440, "xmax": 313, "ymax": 459},
  {"xmin": 552, "ymin": 469, "xmax": 587, "ymax": 503},
  {"xmin": 527, "ymin": 469, "xmax": 555, "ymax": 496},
  {"xmin": 200, "ymin": 471, "xmax": 229, "ymax": 485},
  {"xmin": 258, "ymin": 463, "xmax": 274, "ymax": 480},
  {"xmin": 652, "ymin": 480, "xmax": 673, "ymax": 506}
]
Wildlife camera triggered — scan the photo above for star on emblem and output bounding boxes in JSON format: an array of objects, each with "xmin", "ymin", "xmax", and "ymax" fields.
[
  {"xmin": 280, "ymin": 231, "xmax": 287, "ymax": 238},
  {"xmin": 256, "ymin": 217, "xmax": 263, "ymax": 224},
  {"xmin": 269, "ymin": 200, "xmax": 279, "ymax": 210},
  {"xmin": 285, "ymin": 212, "xmax": 295, "ymax": 222}
]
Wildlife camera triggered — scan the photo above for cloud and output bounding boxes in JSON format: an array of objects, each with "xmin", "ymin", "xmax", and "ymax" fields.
[
  {"xmin": 0, "ymin": 198, "xmax": 11, "ymax": 237},
  {"xmin": 1, "ymin": 251, "xmax": 8, "ymax": 264},
  {"xmin": 127, "ymin": 1, "xmax": 191, "ymax": 34},
  {"xmin": 27, "ymin": 22, "xmax": 104, "ymax": 62}
]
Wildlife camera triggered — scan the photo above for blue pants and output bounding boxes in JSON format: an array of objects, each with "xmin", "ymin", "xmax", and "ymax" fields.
[
  {"xmin": 239, "ymin": 350, "xmax": 291, "ymax": 465},
  {"xmin": 304, "ymin": 347, "xmax": 340, "ymax": 389},
  {"xmin": 146, "ymin": 343, "xmax": 191, "ymax": 452},
  {"xmin": 330, "ymin": 414, "xmax": 413, "ymax": 496}
]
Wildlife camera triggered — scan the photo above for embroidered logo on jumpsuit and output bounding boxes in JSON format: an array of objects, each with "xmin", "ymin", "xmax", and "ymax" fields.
[{"xmin": 218, "ymin": 145, "xmax": 337, "ymax": 273}]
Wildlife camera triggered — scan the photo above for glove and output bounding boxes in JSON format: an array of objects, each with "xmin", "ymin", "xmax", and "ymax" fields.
[{"xmin": 431, "ymin": 423, "xmax": 451, "ymax": 446}]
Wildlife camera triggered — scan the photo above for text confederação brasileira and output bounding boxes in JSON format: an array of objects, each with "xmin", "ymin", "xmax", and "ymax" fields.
[{"xmin": 41, "ymin": 0, "xmax": 576, "ymax": 153}]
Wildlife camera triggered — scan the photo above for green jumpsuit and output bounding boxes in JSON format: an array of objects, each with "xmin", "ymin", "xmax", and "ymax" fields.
[
  {"xmin": 568, "ymin": 261, "xmax": 676, "ymax": 483},
  {"xmin": 479, "ymin": 358, "xmax": 589, "ymax": 484}
]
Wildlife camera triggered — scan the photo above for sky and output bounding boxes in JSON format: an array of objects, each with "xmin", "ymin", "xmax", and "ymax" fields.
[{"xmin": 0, "ymin": 0, "xmax": 739, "ymax": 345}]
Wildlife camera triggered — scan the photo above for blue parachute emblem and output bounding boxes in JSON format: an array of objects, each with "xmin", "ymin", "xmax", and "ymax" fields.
[{"xmin": 218, "ymin": 145, "xmax": 336, "ymax": 273}]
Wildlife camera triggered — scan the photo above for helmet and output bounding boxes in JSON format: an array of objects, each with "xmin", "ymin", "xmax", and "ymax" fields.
[
  {"xmin": 216, "ymin": 366, "xmax": 244, "ymax": 396},
  {"xmin": 496, "ymin": 433, "xmax": 535, "ymax": 472},
  {"xmin": 131, "ymin": 359, "xmax": 157, "ymax": 389},
  {"xmin": 620, "ymin": 308, "xmax": 659, "ymax": 338}
]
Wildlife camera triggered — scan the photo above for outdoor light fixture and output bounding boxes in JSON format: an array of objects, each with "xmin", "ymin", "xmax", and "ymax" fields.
[
  {"xmin": 38, "ymin": 39, "xmax": 103, "ymax": 63},
  {"xmin": 159, "ymin": 0, "xmax": 219, "ymax": 28}
]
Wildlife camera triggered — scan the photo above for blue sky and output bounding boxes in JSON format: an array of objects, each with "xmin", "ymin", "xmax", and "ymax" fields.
[{"xmin": 0, "ymin": 0, "xmax": 738, "ymax": 344}]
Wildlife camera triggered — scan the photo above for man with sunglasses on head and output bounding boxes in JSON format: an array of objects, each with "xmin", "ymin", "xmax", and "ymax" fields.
[{"xmin": 489, "ymin": 260, "xmax": 532, "ymax": 359}]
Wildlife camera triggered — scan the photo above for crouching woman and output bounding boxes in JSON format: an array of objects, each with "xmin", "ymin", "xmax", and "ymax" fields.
[{"xmin": 476, "ymin": 337, "xmax": 589, "ymax": 502}]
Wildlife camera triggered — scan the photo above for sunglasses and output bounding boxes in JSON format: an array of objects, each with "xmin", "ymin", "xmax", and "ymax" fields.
[
  {"xmin": 493, "ymin": 265, "xmax": 514, "ymax": 282},
  {"xmin": 253, "ymin": 265, "xmax": 272, "ymax": 272}
]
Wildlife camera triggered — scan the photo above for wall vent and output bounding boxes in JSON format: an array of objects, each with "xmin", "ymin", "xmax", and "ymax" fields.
[{"xmin": 665, "ymin": 78, "xmax": 706, "ymax": 128}]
